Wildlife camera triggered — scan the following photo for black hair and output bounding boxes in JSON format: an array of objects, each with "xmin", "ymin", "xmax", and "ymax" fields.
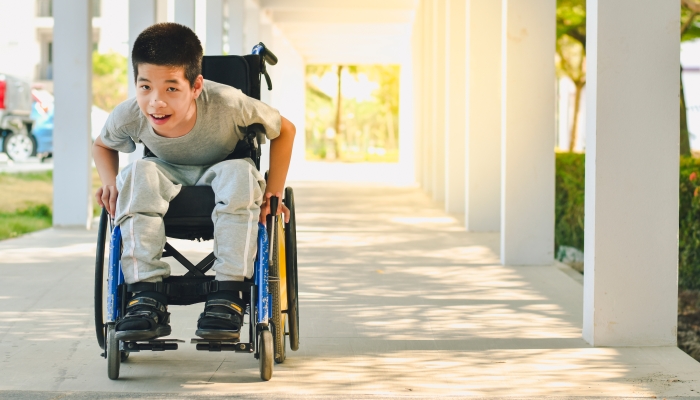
[{"xmin": 131, "ymin": 23, "xmax": 203, "ymax": 87}]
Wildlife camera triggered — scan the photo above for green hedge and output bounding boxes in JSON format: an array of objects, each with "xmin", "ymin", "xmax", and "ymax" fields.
[
  {"xmin": 555, "ymin": 153, "xmax": 585, "ymax": 252},
  {"xmin": 555, "ymin": 154, "xmax": 700, "ymax": 290},
  {"xmin": 680, "ymin": 157, "xmax": 700, "ymax": 290}
]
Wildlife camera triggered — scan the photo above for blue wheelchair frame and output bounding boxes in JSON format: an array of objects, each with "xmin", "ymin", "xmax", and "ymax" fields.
[{"xmin": 105, "ymin": 221, "xmax": 272, "ymax": 347}]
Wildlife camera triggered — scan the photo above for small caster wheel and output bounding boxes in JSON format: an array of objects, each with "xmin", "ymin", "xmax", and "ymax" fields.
[
  {"xmin": 120, "ymin": 351, "xmax": 130, "ymax": 363},
  {"xmin": 106, "ymin": 325, "xmax": 120, "ymax": 380},
  {"xmin": 259, "ymin": 329, "xmax": 273, "ymax": 381}
]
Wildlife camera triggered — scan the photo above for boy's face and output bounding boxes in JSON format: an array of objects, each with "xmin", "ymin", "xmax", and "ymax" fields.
[{"xmin": 135, "ymin": 64, "xmax": 203, "ymax": 135}]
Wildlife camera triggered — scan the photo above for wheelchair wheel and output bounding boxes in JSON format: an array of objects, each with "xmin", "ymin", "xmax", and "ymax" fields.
[
  {"xmin": 106, "ymin": 324, "xmax": 120, "ymax": 380},
  {"xmin": 284, "ymin": 187, "xmax": 300, "ymax": 351},
  {"xmin": 259, "ymin": 329, "xmax": 273, "ymax": 381},
  {"xmin": 269, "ymin": 219, "xmax": 286, "ymax": 364},
  {"xmin": 94, "ymin": 208, "xmax": 109, "ymax": 349}
]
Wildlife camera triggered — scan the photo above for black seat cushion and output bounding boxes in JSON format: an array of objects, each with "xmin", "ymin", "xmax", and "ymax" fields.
[{"xmin": 164, "ymin": 186, "xmax": 216, "ymax": 240}]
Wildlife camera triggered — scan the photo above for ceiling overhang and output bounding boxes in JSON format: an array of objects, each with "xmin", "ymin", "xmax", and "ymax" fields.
[{"xmin": 260, "ymin": 0, "xmax": 416, "ymax": 64}]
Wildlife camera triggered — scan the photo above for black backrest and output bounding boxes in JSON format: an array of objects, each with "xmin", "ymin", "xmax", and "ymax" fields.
[{"xmin": 201, "ymin": 55, "xmax": 262, "ymax": 100}]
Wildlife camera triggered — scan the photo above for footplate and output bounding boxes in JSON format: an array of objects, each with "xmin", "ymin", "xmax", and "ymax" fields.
[
  {"xmin": 122, "ymin": 339, "xmax": 185, "ymax": 352},
  {"xmin": 191, "ymin": 338, "xmax": 252, "ymax": 353}
]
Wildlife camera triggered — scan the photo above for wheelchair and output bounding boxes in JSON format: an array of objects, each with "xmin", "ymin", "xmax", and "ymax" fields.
[{"xmin": 93, "ymin": 43, "xmax": 299, "ymax": 382}]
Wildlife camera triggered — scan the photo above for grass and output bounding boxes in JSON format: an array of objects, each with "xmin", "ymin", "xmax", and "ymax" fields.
[
  {"xmin": 0, "ymin": 169, "xmax": 103, "ymax": 240},
  {"xmin": 0, "ymin": 171, "xmax": 53, "ymax": 214},
  {"xmin": 0, "ymin": 204, "xmax": 52, "ymax": 240}
]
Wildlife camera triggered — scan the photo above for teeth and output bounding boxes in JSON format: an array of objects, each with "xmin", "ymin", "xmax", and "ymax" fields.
[{"xmin": 152, "ymin": 114, "xmax": 166, "ymax": 118}]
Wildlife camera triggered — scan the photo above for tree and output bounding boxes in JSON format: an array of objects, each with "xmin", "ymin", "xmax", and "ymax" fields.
[
  {"xmin": 306, "ymin": 64, "xmax": 357, "ymax": 159},
  {"xmin": 681, "ymin": 0, "xmax": 700, "ymax": 156},
  {"xmin": 556, "ymin": 0, "xmax": 586, "ymax": 153},
  {"xmin": 92, "ymin": 51, "xmax": 128, "ymax": 111},
  {"xmin": 357, "ymin": 65, "xmax": 400, "ymax": 153}
]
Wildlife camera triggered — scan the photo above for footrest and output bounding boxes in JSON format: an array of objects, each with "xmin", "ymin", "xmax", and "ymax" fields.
[
  {"xmin": 123, "ymin": 339, "xmax": 185, "ymax": 352},
  {"xmin": 191, "ymin": 338, "xmax": 252, "ymax": 353}
]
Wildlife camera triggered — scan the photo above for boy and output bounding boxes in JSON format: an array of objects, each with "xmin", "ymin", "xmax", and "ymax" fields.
[{"xmin": 93, "ymin": 23, "xmax": 295, "ymax": 342}]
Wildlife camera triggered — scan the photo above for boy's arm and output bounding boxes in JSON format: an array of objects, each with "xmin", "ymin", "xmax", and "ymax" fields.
[
  {"xmin": 261, "ymin": 115, "xmax": 295, "ymax": 223},
  {"xmin": 93, "ymin": 136, "xmax": 120, "ymax": 217}
]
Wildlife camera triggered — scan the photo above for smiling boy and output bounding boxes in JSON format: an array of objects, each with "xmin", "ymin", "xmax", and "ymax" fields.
[{"xmin": 92, "ymin": 23, "xmax": 295, "ymax": 342}]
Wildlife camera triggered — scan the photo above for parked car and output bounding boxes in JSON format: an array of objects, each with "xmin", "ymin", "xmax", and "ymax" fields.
[
  {"xmin": 30, "ymin": 104, "xmax": 110, "ymax": 161},
  {"xmin": 0, "ymin": 74, "xmax": 34, "ymax": 161}
]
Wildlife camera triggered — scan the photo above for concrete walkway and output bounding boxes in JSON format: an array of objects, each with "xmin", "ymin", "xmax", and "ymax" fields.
[{"xmin": 1, "ymin": 182, "xmax": 699, "ymax": 399}]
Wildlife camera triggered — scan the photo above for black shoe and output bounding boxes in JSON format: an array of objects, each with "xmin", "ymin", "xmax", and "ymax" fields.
[
  {"xmin": 196, "ymin": 297, "xmax": 244, "ymax": 340},
  {"xmin": 115, "ymin": 294, "xmax": 171, "ymax": 341}
]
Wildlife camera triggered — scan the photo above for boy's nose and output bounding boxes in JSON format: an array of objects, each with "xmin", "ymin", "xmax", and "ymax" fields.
[{"xmin": 150, "ymin": 98, "xmax": 166, "ymax": 108}]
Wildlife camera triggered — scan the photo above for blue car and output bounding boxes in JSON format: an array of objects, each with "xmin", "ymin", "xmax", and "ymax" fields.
[
  {"xmin": 29, "ymin": 104, "xmax": 109, "ymax": 161},
  {"xmin": 31, "ymin": 103, "xmax": 53, "ymax": 160}
]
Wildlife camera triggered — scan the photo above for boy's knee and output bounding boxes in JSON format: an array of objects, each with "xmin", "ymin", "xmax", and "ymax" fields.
[
  {"xmin": 212, "ymin": 160, "xmax": 258, "ymax": 184},
  {"xmin": 118, "ymin": 159, "xmax": 161, "ymax": 188},
  {"xmin": 219, "ymin": 159, "xmax": 253, "ymax": 174}
]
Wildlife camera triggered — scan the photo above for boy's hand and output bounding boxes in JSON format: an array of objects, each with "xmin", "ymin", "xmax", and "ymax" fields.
[
  {"xmin": 96, "ymin": 185, "xmax": 119, "ymax": 217},
  {"xmin": 259, "ymin": 192, "xmax": 290, "ymax": 225}
]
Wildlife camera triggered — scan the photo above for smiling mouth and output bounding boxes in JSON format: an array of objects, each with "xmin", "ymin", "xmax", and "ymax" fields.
[{"xmin": 149, "ymin": 114, "xmax": 172, "ymax": 124}]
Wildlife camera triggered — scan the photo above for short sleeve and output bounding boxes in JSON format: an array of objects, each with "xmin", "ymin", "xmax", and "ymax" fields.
[
  {"xmin": 99, "ymin": 106, "xmax": 137, "ymax": 153},
  {"xmin": 240, "ymin": 96, "xmax": 282, "ymax": 141}
]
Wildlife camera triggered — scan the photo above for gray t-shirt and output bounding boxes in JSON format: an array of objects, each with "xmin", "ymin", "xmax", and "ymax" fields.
[{"xmin": 100, "ymin": 79, "xmax": 281, "ymax": 166}]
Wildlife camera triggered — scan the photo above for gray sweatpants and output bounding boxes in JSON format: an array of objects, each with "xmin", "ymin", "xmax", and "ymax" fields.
[{"xmin": 114, "ymin": 158, "xmax": 265, "ymax": 284}]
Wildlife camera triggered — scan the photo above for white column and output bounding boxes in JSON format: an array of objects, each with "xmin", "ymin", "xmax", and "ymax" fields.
[
  {"xmin": 244, "ymin": 0, "xmax": 260, "ymax": 52},
  {"xmin": 431, "ymin": 0, "xmax": 446, "ymax": 202},
  {"xmin": 174, "ymin": 0, "xmax": 196, "ymax": 29},
  {"xmin": 128, "ymin": 0, "xmax": 157, "ymax": 163},
  {"xmin": 500, "ymin": 0, "xmax": 555, "ymax": 265},
  {"xmin": 421, "ymin": 0, "xmax": 433, "ymax": 194},
  {"xmin": 398, "ymin": 42, "xmax": 416, "ymax": 185},
  {"xmin": 465, "ymin": 0, "xmax": 501, "ymax": 231},
  {"xmin": 227, "ymin": 0, "xmax": 245, "ymax": 55},
  {"xmin": 583, "ymin": 1, "xmax": 679, "ymax": 347},
  {"xmin": 270, "ymin": 28, "xmax": 306, "ymax": 173},
  {"xmin": 411, "ymin": 3, "xmax": 424, "ymax": 187},
  {"xmin": 53, "ymin": 0, "xmax": 92, "ymax": 228},
  {"xmin": 444, "ymin": 0, "xmax": 466, "ymax": 215},
  {"xmin": 156, "ymin": 0, "xmax": 168, "ymax": 23},
  {"xmin": 205, "ymin": 0, "xmax": 224, "ymax": 55}
]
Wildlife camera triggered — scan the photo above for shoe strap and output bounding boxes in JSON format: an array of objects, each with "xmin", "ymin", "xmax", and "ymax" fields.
[
  {"xmin": 127, "ymin": 296, "xmax": 167, "ymax": 314},
  {"xmin": 200, "ymin": 311, "xmax": 238, "ymax": 322},
  {"xmin": 204, "ymin": 299, "xmax": 243, "ymax": 315}
]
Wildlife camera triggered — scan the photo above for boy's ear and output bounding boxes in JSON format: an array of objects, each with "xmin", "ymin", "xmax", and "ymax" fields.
[{"xmin": 193, "ymin": 75, "xmax": 204, "ymax": 98}]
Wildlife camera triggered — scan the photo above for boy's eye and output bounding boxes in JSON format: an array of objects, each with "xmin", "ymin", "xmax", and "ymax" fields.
[
  {"xmin": 166, "ymin": 87, "xmax": 177, "ymax": 92},
  {"xmin": 140, "ymin": 85, "xmax": 150, "ymax": 90}
]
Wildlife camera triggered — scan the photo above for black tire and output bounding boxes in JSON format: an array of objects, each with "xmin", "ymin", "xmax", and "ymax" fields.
[
  {"xmin": 284, "ymin": 187, "xmax": 300, "ymax": 351},
  {"xmin": 106, "ymin": 325, "xmax": 120, "ymax": 380},
  {"xmin": 259, "ymin": 329, "xmax": 273, "ymax": 381},
  {"xmin": 3, "ymin": 131, "xmax": 37, "ymax": 161},
  {"xmin": 269, "ymin": 219, "xmax": 286, "ymax": 364},
  {"xmin": 94, "ymin": 208, "xmax": 109, "ymax": 349}
]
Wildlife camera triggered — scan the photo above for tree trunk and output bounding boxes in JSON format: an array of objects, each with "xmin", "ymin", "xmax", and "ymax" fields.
[
  {"xmin": 385, "ymin": 105, "xmax": 396, "ymax": 152},
  {"xmin": 568, "ymin": 82, "xmax": 584, "ymax": 153},
  {"xmin": 681, "ymin": 66, "xmax": 692, "ymax": 157},
  {"xmin": 334, "ymin": 65, "xmax": 343, "ymax": 160}
]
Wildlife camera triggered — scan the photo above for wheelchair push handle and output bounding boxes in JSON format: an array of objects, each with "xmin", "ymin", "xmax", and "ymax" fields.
[
  {"xmin": 252, "ymin": 42, "xmax": 278, "ymax": 66},
  {"xmin": 269, "ymin": 196, "xmax": 279, "ymax": 219}
]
